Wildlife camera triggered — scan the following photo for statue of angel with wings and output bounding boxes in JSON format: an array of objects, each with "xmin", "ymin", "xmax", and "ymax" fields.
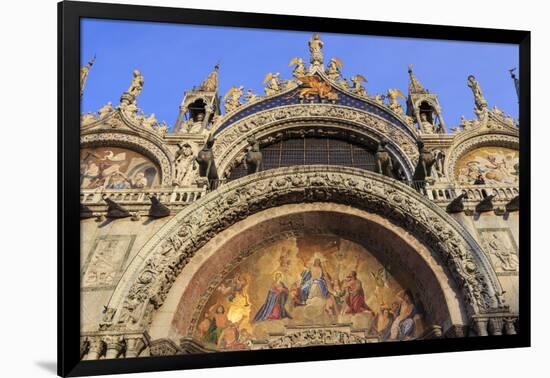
[
  {"xmin": 350, "ymin": 75, "xmax": 368, "ymax": 97},
  {"xmin": 263, "ymin": 72, "xmax": 282, "ymax": 95},
  {"xmin": 223, "ymin": 86, "xmax": 244, "ymax": 113},
  {"xmin": 325, "ymin": 58, "xmax": 343, "ymax": 81},
  {"xmin": 386, "ymin": 88, "xmax": 407, "ymax": 114},
  {"xmin": 288, "ymin": 57, "xmax": 306, "ymax": 79}
]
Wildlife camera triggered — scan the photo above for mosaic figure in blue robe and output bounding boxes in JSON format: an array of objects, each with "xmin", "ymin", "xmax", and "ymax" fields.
[
  {"xmin": 300, "ymin": 258, "xmax": 330, "ymax": 302},
  {"xmin": 253, "ymin": 272, "xmax": 291, "ymax": 322},
  {"xmin": 389, "ymin": 289, "xmax": 422, "ymax": 340}
]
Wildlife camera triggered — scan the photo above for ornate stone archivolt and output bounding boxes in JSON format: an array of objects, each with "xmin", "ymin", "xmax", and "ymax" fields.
[
  {"xmin": 80, "ymin": 110, "xmax": 173, "ymax": 186},
  {"xmin": 212, "ymin": 104, "xmax": 419, "ymax": 178},
  {"xmin": 101, "ymin": 165, "xmax": 505, "ymax": 335},
  {"xmin": 445, "ymin": 127, "xmax": 519, "ymax": 182}
]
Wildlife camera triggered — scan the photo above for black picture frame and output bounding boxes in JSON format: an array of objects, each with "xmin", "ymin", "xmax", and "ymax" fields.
[{"xmin": 58, "ymin": 1, "xmax": 531, "ymax": 376}]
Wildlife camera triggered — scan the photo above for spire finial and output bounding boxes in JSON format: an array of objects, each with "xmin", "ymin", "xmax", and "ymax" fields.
[
  {"xmin": 80, "ymin": 54, "xmax": 96, "ymax": 97},
  {"xmin": 407, "ymin": 64, "xmax": 427, "ymax": 94},
  {"xmin": 199, "ymin": 64, "xmax": 220, "ymax": 92},
  {"xmin": 509, "ymin": 67, "xmax": 519, "ymax": 102}
]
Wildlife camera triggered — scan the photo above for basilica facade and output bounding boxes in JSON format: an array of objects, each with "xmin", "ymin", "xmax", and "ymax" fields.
[{"xmin": 79, "ymin": 34, "xmax": 520, "ymax": 360}]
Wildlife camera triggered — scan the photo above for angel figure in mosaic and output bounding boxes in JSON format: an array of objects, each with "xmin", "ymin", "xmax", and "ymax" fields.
[
  {"xmin": 350, "ymin": 75, "xmax": 368, "ymax": 96},
  {"xmin": 223, "ymin": 85, "xmax": 244, "ymax": 113}
]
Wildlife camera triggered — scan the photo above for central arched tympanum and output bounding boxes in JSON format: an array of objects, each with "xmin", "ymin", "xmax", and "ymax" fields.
[
  {"xmin": 160, "ymin": 205, "xmax": 468, "ymax": 350},
  {"xmin": 211, "ymin": 104, "xmax": 419, "ymax": 180},
  {"xmin": 100, "ymin": 166, "xmax": 504, "ymax": 352}
]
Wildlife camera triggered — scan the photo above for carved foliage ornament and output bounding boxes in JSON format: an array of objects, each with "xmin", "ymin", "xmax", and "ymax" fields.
[
  {"xmin": 106, "ymin": 166, "xmax": 500, "ymax": 333},
  {"xmin": 263, "ymin": 329, "xmax": 367, "ymax": 349}
]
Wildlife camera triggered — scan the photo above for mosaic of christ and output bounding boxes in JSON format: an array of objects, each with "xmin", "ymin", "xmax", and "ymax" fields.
[
  {"xmin": 194, "ymin": 235, "xmax": 426, "ymax": 350},
  {"xmin": 80, "ymin": 146, "xmax": 160, "ymax": 189}
]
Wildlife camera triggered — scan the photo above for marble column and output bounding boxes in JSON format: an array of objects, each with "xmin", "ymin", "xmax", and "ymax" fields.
[
  {"xmin": 125, "ymin": 336, "xmax": 147, "ymax": 358},
  {"xmin": 83, "ymin": 338, "xmax": 104, "ymax": 360},
  {"xmin": 104, "ymin": 336, "xmax": 125, "ymax": 359},
  {"xmin": 488, "ymin": 317, "xmax": 504, "ymax": 336},
  {"xmin": 504, "ymin": 318, "xmax": 517, "ymax": 335},
  {"xmin": 472, "ymin": 318, "xmax": 489, "ymax": 336}
]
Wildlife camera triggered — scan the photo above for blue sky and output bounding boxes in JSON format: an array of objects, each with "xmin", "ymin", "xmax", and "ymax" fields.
[{"xmin": 81, "ymin": 19, "xmax": 519, "ymax": 130}]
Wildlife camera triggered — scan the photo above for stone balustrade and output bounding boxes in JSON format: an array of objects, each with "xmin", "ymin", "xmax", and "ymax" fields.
[
  {"xmin": 406, "ymin": 181, "xmax": 518, "ymax": 212},
  {"xmin": 80, "ymin": 187, "xmax": 207, "ymax": 215},
  {"xmin": 80, "ymin": 175, "xmax": 518, "ymax": 217},
  {"xmin": 425, "ymin": 183, "xmax": 518, "ymax": 203}
]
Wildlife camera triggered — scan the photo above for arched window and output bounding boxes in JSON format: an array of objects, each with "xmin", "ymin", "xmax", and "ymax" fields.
[{"xmin": 227, "ymin": 137, "xmax": 377, "ymax": 181}]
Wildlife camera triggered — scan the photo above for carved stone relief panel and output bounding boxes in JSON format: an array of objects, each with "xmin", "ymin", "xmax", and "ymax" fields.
[
  {"xmin": 82, "ymin": 235, "xmax": 136, "ymax": 291},
  {"xmin": 478, "ymin": 228, "xmax": 518, "ymax": 276}
]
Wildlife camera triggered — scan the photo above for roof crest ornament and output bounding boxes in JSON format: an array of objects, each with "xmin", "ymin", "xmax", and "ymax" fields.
[{"xmin": 308, "ymin": 33, "xmax": 324, "ymax": 73}]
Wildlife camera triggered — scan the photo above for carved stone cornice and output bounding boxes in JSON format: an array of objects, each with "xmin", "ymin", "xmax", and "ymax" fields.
[
  {"xmin": 259, "ymin": 328, "xmax": 369, "ymax": 349},
  {"xmin": 82, "ymin": 108, "xmax": 166, "ymax": 140},
  {"xmin": 103, "ymin": 166, "xmax": 505, "ymax": 336},
  {"xmin": 445, "ymin": 128, "xmax": 519, "ymax": 182},
  {"xmin": 80, "ymin": 131, "xmax": 173, "ymax": 187},
  {"xmin": 212, "ymin": 104, "xmax": 419, "ymax": 178}
]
